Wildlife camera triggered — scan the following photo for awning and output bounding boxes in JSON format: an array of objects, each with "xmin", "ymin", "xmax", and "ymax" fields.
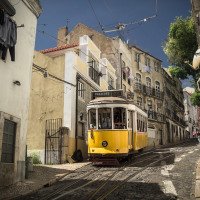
[{"xmin": 0, "ymin": 0, "xmax": 16, "ymax": 16}]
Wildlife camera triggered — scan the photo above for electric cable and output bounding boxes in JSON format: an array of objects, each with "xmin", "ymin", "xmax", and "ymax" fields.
[{"xmin": 87, "ymin": 0, "xmax": 104, "ymax": 33}]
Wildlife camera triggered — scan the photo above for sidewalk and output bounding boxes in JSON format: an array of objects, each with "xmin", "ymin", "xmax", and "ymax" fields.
[{"xmin": 0, "ymin": 162, "xmax": 89, "ymax": 200}]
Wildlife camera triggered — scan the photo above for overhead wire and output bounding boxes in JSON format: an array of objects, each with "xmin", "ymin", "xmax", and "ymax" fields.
[
  {"xmin": 103, "ymin": 0, "xmax": 126, "ymax": 42},
  {"xmin": 87, "ymin": 0, "xmax": 104, "ymax": 33}
]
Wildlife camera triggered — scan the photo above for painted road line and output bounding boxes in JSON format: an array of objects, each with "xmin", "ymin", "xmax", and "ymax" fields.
[
  {"xmin": 163, "ymin": 180, "xmax": 177, "ymax": 196},
  {"xmin": 175, "ymin": 157, "xmax": 182, "ymax": 162},
  {"xmin": 161, "ymin": 169, "xmax": 169, "ymax": 177},
  {"xmin": 188, "ymin": 151, "xmax": 194, "ymax": 154}
]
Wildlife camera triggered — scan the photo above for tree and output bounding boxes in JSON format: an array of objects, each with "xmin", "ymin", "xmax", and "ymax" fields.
[{"xmin": 163, "ymin": 16, "xmax": 200, "ymax": 106}]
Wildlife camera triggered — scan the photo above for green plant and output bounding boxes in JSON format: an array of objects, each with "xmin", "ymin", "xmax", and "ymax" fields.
[{"xmin": 31, "ymin": 153, "xmax": 42, "ymax": 164}]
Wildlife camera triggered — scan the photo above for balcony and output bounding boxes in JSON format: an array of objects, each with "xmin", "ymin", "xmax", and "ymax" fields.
[
  {"xmin": 148, "ymin": 110, "xmax": 166, "ymax": 123},
  {"xmin": 134, "ymin": 84, "xmax": 164, "ymax": 100},
  {"xmin": 89, "ymin": 65, "xmax": 101, "ymax": 85},
  {"xmin": 134, "ymin": 83, "xmax": 142, "ymax": 92}
]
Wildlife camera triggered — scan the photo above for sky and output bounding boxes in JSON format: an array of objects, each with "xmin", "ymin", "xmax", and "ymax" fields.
[{"xmin": 35, "ymin": 0, "xmax": 192, "ymax": 86}]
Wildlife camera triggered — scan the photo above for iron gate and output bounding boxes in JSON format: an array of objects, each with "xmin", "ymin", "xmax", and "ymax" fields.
[{"xmin": 45, "ymin": 118, "xmax": 69, "ymax": 164}]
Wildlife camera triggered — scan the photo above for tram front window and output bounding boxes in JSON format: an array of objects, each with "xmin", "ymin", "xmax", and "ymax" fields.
[
  {"xmin": 98, "ymin": 108, "xmax": 112, "ymax": 129},
  {"xmin": 88, "ymin": 109, "xmax": 96, "ymax": 129},
  {"xmin": 114, "ymin": 107, "xmax": 127, "ymax": 129}
]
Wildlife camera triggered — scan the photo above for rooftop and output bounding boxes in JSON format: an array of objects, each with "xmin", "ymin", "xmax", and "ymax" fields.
[{"xmin": 40, "ymin": 44, "xmax": 78, "ymax": 54}]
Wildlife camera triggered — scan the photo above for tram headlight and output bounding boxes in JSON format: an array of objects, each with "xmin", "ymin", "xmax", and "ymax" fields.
[{"xmin": 102, "ymin": 141, "xmax": 108, "ymax": 147}]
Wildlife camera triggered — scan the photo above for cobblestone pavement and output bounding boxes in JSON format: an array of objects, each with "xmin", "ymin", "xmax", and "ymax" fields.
[
  {"xmin": 0, "ymin": 162, "xmax": 89, "ymax": 200},
  {"xmin": 106, "ymin": 139, "xmax": 200, "ymax": 200},
  {"xmin": 1, "ymin": 139, "xmax": 200, "ymax": 200}
]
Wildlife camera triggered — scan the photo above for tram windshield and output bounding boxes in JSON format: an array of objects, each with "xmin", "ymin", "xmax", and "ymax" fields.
[
  {"xmin": 88, "ymin": 109, "xmax": 96, "ymax": 129},
  {"xmin": 113, "ymin": 107, "xmax": 127, "ymax": 129},
  {"xmin": 98, "ymin": 108, "xmax": 112, "ymax": 129}
]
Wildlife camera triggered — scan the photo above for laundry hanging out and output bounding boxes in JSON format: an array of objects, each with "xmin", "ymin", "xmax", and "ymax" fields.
[{"xmin": 0, "ymin": 9, "xmax": 17, "ymax": 62}]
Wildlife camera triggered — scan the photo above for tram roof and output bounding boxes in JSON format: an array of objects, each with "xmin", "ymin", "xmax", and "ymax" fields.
[
  {"xmin": 88, "ymin": 97, "xmax": 147, "ymax": 116},
  {"xmin": 88, "ymin": 97, "xmax": 133, "ymax": 105}
]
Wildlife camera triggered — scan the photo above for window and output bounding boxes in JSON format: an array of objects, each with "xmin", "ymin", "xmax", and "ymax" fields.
[
  {"xmin": 146, "ymin": 77, "xmax": 151, "ymax": 87},
  {"xmin": 88, "ymin": 55, "xmax": 100, "ymax": 85},
  {"xmin": 78, "ymin": 81, "xmax": 84, "ymax": 99},
  {"xmin": 1, "ymin": 119, "xmax": 16, "ymax": 163},
  {"xmin": 108, "ymin": 73, "xmax": 114, "ymax": 90},
  {"xmin": 98, "ymin": 108, "xmax": 112, "ymax": 129},
  {"xmin": 88, "ymin": 109, "xmax": 96, "ymax": 129},
  {"xmin": 137, "ymin": 114, "xmax": 147, "ymax": 132},
  {"xmin": 145, "ymin": 57, "xmax": 150, "ymax": 67},
  {"xmin": 137, "ymin": 96, "xmax": 142, "ymax": 107},
  {"xmin": 154, "ymin": 61, "xmax": 160, "ymax": 72},
  {"xmin": 123, "ymin": 71, "xmax": 126, "ymax": 80},
  {"xmin": 155, "ymin": 81, "xmax": 161, "ymax": 98},
  {"xmin": 128, "ymin": 110, "xmax": 133, "ymax": 129},
  {"xmin": 135, "ymin": 73, "xmax": 142, "ymax": 90},
  {"xmin": 135, "ymin": 52, "xmax": 141, "ymax": 63},
  {"xmin": 128, "ymin": 78, "xmax": 131, "ymax": 85},
  {"xmin": 113, "ymin": 107, "xmax": 127, "ymax": 129},
  {"xmin": 147, "ymin": 99, "xmax": 153, "ymax": 110},
  {"xmin": 146, "ymin": 77, "xmax": 152, "ymax": 95}
]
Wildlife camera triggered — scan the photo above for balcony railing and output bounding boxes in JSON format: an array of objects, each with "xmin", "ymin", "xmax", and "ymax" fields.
[
  {"xmin": 148, "ymin": 110, "xmax": 166, "ymax": 122},
  {"xmin": 89, "ymin": 66, "xmax": 100, "ymax": 85}
]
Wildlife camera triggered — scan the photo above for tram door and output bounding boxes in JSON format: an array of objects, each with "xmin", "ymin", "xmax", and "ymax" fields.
[{"xmin": 128, "ymin": 110, "xmax": 134, "ymax": 149}]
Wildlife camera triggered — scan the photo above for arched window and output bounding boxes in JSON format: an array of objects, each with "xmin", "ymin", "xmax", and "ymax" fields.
[
  {"xmin": 155, "ymin": 81, "xmax": 160, "ymax": 98},
  {"xmin": 155, "ymin": 81, "xmax": 160, "ymax": 91},
  {"xmin": 146, "ymin": 77, "xmax": 151, "ymax": 87},
  {"xmin": 146, "ymin": 77, "xmax": 151, "ymax": 95}
]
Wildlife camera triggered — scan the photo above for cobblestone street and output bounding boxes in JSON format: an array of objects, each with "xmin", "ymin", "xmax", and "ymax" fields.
[{"xmin": 9, "ymin": 139, "xmax": 200, "ymax": 200}]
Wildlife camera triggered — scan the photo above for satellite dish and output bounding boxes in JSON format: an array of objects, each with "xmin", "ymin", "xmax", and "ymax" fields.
[{"xmin": 192, "ymin": 48, "xmax": 200, "ymax": 69}]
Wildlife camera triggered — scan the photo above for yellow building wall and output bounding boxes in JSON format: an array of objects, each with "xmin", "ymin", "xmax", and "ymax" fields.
[{"xmin": 27, "ymin": 51, "xmax": 65, "ymax": 161}]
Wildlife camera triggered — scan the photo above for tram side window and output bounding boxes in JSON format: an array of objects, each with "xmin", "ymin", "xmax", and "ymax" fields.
[
  {"xmin": 98, "ymin": 108, "xmax": 112, "ymax": 129},
  {"xmin": 88, "ymin": 109, "xmax": 96, "ymax": 129},
  {"xmin": 114, "ymin": 107, "xmax": 127, "ymax": 129},
  {"xmin": 137, "ymin": 113, "xmax": 146, "ymax": 132}
]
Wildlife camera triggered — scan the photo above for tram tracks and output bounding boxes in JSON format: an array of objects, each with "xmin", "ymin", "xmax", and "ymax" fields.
[
  {"xmin": 93, "ymin": 153, "xmax": 175, "ymax": 200},
  {"xmin": 44, "ymin": 150, "xmax": 171, "ymax": 200},
  {"xmin": 38, "ymin": 150, "xmax": 153, "ymax": 200}
]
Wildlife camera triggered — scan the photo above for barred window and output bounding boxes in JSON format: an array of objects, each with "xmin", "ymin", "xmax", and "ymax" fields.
[
  {"xmin": 78, "ymin": 81, "xmax": 84, "ymax": 99},
  {"xmin": 1, "ymin": 119, "xmax": 16, "ymax": 163}
]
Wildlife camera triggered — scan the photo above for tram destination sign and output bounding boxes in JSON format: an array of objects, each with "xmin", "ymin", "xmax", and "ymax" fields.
[{"xmin": 92, "ymin": 90, "xmax": 124, "ymax": 99}]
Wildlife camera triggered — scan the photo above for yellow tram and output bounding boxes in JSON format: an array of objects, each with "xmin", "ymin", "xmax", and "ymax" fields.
[{"xmin": 87, "ymin": 90, "xmax": 148, "ymax": 164}]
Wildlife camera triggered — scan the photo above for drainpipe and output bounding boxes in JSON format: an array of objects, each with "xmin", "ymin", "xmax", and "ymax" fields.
[
  {"xmin": 75, "ymin": 74, "xmax": 80, "ymax": 151},
  {"xmin": 120, "ymin": 53, "xmax": 123, "ymax": 89}
]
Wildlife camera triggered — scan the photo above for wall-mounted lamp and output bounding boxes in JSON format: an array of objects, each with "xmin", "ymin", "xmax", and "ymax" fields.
[{"xmin": 13, "ymin": 80, "xmax": 21, "ymax": 86}]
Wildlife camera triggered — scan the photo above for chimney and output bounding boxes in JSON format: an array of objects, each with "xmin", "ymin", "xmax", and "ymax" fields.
[{"xmin": 57, "ymin": 26, "xmax": 68, "ymax": 47}]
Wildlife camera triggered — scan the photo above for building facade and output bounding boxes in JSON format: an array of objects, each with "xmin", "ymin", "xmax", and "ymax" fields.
[
  {"xmin": 65, "ymin": 23, "xmax": 186, "ymax": 147},
  {"xmin": 27, "ymin": 35, "xmax": 116, "ymax": 164},
  {"xmin": 0, "ymin": 0, "xmax": 42, "ymax": 186},
  {"xmin": 183, "ymin": 87, "xmax": 199, "ymax": 137},
  {"xmin": 163, "ymin": 69, "xmax": 186, "ymax": 143}
]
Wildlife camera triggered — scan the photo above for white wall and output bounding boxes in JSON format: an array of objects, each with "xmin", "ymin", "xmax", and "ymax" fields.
[{"xmin": 0, "ymin": 1, "xmax": 38, "ymax": 161}]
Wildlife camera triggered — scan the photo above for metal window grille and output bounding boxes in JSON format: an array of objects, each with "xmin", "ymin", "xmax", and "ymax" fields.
[
  {"xmin": 1, "ymin": 119, "xmax": 16, "ymax": 163},
  {"xmin": 78, "ymin": 81, "xmax": 84, "ymax": 99}
]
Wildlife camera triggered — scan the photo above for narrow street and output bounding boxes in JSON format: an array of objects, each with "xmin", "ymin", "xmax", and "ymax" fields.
[{"xmin": 15, "ymin": 139, "xmax": 200, "ymax": 200}]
